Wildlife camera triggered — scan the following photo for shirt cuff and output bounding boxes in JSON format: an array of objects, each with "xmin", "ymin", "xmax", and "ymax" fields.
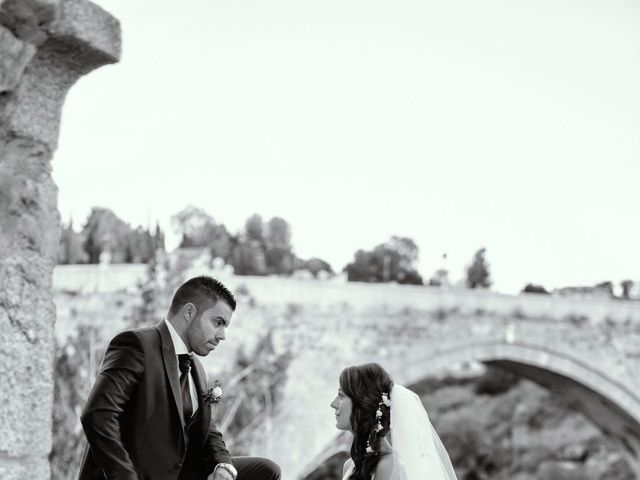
[{"xmin": 214, "ymin": 462, "xmax": 237, "ymax": 479}]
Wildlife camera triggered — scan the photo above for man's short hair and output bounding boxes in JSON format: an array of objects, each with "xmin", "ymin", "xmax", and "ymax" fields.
[{"xmin": 168, "ymin": 275, "xmax": 236, "ymax": 316}]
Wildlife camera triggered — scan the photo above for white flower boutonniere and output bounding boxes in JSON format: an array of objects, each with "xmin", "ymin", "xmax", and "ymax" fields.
[{"xmin": 204, "ymin": 381, "xmax": 223, "ymax": 404}]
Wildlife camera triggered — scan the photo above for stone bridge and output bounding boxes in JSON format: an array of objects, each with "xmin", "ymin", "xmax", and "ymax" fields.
[
  {"xmin": 206, "ymin": 275, "xmax": 640, "ymax": 479},
  {"xmin": 2, "ymin": 0, "xmax": 639, "ymax": 473}
]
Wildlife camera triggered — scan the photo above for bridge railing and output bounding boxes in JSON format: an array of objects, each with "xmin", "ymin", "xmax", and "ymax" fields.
[{"xmin": 52, "ymin": 264, "xmax": 640, "ymax": 323}]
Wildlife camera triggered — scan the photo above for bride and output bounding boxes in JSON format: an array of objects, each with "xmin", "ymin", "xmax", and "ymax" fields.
[{"xmin": 330, "ymin": 363, "xmax": 457, "ymax": 480}]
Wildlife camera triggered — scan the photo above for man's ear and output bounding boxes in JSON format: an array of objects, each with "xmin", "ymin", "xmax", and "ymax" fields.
[{"xmin": 183, "ymin": 302, "xmax": 197, "ymax": 323}]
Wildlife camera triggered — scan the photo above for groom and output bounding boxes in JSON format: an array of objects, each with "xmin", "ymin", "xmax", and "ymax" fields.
[{"xmin": 78, "ymin": 275, "xmax": 281, "ymax": 480}]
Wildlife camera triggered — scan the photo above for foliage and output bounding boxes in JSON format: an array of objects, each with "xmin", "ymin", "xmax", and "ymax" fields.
[
  {"xmin": 473, "ymin": 366, "xmax": 520, "ymax": 395},
  {"xmin": 439, "ymin": 413, "xmax": 505, "ymax": 479},
  {"xmin": 212, "ymin": 333, "xmax": 292, "ymax": 455},
  {"xmin": 171, "ymin": 206, "xmax": 332, "ymax": 277},
  {"xmin": 594, "ymin": 281, "xmax": 614, "ymax": 297},
  {"xmin": 344, "ymin": 236, "xmax": 423, "ymax": 285},
  {"xmin": 229, "ymin": 239, "xmax": 268, "ymax": 275},
  {"xmin": 126, "ymin": 256, "xmax": 164, "ymax": 328},
  {"xmin": 171, "ymin": 205, "xmax": 219, "ymax": 248},
  {"xmin": 50, "ymin": 324, "xmax": 105, "ymax": 480},
  {"xmin": 264, "ymin": 217, "xmax": 295, "ymax": 274},
  {"xmin": 58, "ymin": 219, "xmax": 89, "ymax": 264},
  {"xmin": 57, "ymin": 208, "xmax": 163, "ymax": 265},
  {"xmin": 522, "ymin": 283, "xmax": 549, "ymax": 294},
  {"xmin": 465, "ymin": 247, "xmax": 492, "ymax": 289},
  {"xmin": 620, "ymin": 280, "xmax": 634, "ymax": 299},
  {"xmin": 303, "ymin": 257, "xmax": 334, "ymax": 277}
]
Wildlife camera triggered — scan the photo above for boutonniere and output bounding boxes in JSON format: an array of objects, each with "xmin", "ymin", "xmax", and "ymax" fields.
[{"xmin": 203, "ymin": 381, "xmax": 223, "ymax": 404}]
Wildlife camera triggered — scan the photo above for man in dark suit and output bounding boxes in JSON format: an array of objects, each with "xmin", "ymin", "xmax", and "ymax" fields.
[{"xmin": 79, "ymin": 275, "xmax": 281, "ymax": 480}]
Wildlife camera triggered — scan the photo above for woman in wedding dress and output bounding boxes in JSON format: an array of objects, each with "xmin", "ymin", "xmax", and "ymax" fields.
[{"xmin": 330, "ymin": 363, "xmax": 457, "ymax": 480}]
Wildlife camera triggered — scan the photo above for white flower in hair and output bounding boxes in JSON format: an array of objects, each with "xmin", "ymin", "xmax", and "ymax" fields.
[{"xmin": 381, "ymin": 393, "xmax": 391, "ymax": 407}]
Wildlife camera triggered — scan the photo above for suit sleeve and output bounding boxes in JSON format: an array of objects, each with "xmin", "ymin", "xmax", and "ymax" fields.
[
  {"xmin": 203, "ymin": 416, "xmax": 233, "ymax": 470},
  {"xmin": 80, "ymin": 330, "xmax": 145, "ymax": 480}
]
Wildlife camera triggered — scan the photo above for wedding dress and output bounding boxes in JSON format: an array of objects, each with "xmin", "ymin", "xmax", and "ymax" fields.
[{"xmin": 341, "ymin": 385, "xmax": 457, "ymax": 480}]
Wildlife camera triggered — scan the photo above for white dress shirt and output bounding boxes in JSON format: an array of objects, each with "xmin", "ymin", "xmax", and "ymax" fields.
[{"xmin": 164, "ymin": 319, "xmax": 199, "ymax": 416}]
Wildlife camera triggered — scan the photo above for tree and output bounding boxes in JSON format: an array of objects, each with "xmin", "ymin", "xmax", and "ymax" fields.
[
  {"xmin": 208, "ymin": 223, "xmax": 233, "ymax": 262},
  {"xmin": 303, "ymin": 257, "xmax": 334, "ymax": 278},
  {"xmin": 58, "ymin": 218, "xmax": 88, "ymax": 264},
  {"xmin": 620, "ymin": 280, "xmax": 634, "ymax": 299},
  {"xmin": 466, "ymin": 248, "xmax": 492, "ymax": 289},
  {"xmin": 245, "ymin": 214, "xmax": 265, "ymax": 245},
  {"xmin": 344, "ymin": 236, "xmax": 423, "ymax": 285},
  {"xmin": 79, "ymin": 208, "xmax": 159, "ymax": 264},
  {"xmin": 82, "ymin": 207, "xmax": 132, "ymax": 263},
  {"xmin": 594, "ymin": 281, "xmax": 614, "ymax": 297},
  {"xmin": 154, "ymin": 222, "xmax": 166, "ymax": 253},
  {"xmin": 264, "ymin": 217, "xmax": 294, "ymax": 274},
  {"xmin": 229, "ymin": 239, "xmax": 267, "ymax": 276},
  {"xmin": 522, "ymin": 283, "xmax": 549, "ymax": 295},
  {"xmin": 171, "ymin": 205, "xmax": 217, "ymax": 248}
]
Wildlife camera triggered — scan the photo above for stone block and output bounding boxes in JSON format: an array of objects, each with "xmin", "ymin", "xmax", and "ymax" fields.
[
  {"xmin": 0, "ymin": 26, "xmax": 36, "ymax": 92},
  {"xmin": 0, "ymin": 0, "xmax": 61, "ymax": 44},
  {"xmin": 0, "ymin": 1, "xmax": 121, "ymax": 478},
  {"xmin": 3, "ymin": 0, "xmax": 121, "ymax": 149},
  {"xmin": 0, "ymin": 458, "xmax": 50, "ymax": 480},
  {"xmin": 51, "ymin": 0, "xmax": 121, "ymax": 64}
]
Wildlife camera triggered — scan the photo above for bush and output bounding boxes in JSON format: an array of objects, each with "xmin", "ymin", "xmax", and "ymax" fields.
[{"xmin": 474, "ymin": 366, "xmax": 520, "ymax": 396}]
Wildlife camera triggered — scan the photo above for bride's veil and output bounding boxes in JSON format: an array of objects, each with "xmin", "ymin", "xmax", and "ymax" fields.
[{"xmin": 389, "ymin": 385, "xmax": 457, "ymax": 480}]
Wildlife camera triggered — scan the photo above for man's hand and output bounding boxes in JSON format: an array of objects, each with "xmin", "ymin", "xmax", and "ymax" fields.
[{"xmin": 209, "ymin": 468, "xmax": 235, "ymax": 480}]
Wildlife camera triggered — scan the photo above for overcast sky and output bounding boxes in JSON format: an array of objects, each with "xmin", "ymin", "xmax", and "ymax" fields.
[{"xmin": 53, "ymin": 0, "xmax": 640, "ymax": 293}]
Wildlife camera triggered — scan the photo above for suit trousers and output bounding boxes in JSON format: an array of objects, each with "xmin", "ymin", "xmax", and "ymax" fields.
[{"xmin": 232, "ymin": 456, "xmax": 281, "ymax": 480}]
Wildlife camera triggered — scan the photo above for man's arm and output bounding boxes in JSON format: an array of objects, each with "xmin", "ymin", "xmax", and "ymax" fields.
[
  {"xmin": 80, "ymin": 330, "xmax": 145, "ymax": 480},
  {"xmin": 202, "ymin": 419, "xmax": 233, "ymax": 473}
]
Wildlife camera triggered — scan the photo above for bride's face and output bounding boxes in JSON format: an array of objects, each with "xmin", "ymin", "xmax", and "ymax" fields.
[{"xmin": 330, "ymin": 388, "xmax": 353, "ymax": 431}]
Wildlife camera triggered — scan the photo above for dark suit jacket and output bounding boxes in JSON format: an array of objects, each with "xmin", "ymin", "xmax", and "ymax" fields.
[{"xmin": 78, "ymin": 321, "xmax": 232, "ymax": 480}]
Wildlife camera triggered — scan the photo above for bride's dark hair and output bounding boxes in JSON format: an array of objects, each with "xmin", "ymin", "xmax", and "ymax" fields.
[{"xmin": 340, "ymin": 363, "xmax": 394, "ymax": 480}]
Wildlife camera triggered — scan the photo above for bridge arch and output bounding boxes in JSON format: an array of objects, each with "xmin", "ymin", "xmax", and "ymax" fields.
[
  {"xmin": 302, "ymin": 340, "xmax": 640, "ymax": 478},
  {"xmin": 402, "ymin": 340, "xmax": 640, "ymax": 457}
]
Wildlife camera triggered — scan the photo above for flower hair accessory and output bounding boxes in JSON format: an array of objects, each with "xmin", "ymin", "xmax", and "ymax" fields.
[
  {"xmin": 203, "ymin": 381, "xmax": 223, "ymax": 404},
  {"xmin": 374, "ymin": 392, "xmax": 391, "ymax": 433}
]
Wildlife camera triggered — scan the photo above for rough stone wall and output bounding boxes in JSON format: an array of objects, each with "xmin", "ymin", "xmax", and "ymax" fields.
[{"xmin": 0, "ymin": 1, "xmax": 120, "ymax": 478}]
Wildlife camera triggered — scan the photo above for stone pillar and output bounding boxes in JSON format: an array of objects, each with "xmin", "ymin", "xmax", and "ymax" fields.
[{"xmin": 0, "ymin": 1, "xmax": 120, "ymax": 478}]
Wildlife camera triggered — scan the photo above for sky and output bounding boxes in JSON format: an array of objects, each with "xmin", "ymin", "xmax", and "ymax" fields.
[{"xmin": 52, "ymin": 0, "xmax": 640, "ymax": 294}]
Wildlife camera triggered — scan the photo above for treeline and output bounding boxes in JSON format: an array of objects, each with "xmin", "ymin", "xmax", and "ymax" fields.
[
  {"xmin": 57, "ymin": 205, "xmax": 491, "ymax": 286},
  {"xmin": 523, "ymin": 279, "xmax": 638, "ymax": 299},
  {"xmin": 170, "ymin": 206, "xmax": 332, "ymax": 277},
  {"xmin": 58, "ymin": 207, "xmax": 165, "ymax": 265},
  {"xmin": 61, "ymin": 206, "xmax": 634, "ymax": 296}
]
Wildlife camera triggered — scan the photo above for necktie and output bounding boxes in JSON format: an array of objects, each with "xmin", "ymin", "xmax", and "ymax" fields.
[{"xmin": 178, "ymin": 354, "xmax": 193, "ymax": 422}]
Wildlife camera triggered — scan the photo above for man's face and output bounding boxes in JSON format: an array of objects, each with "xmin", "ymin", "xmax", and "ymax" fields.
[{"xmin": 185, "ymin": 300, "xmax": 233, "ymax": 356}]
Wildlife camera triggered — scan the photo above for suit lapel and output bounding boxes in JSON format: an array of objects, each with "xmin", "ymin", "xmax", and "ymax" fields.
[
  {"xmin": 190, "ymin": 357, "xmax": 211, "ymax": 444},
  {"xmin": 156, "ymin": 321, "xmax": 186, "ymax": 431}
]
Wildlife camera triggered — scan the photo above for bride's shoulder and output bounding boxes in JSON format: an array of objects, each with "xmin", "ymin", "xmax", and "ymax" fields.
[{"xmin": 374, "ymin": 453, "xmax": 393, "ymax": 480}]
